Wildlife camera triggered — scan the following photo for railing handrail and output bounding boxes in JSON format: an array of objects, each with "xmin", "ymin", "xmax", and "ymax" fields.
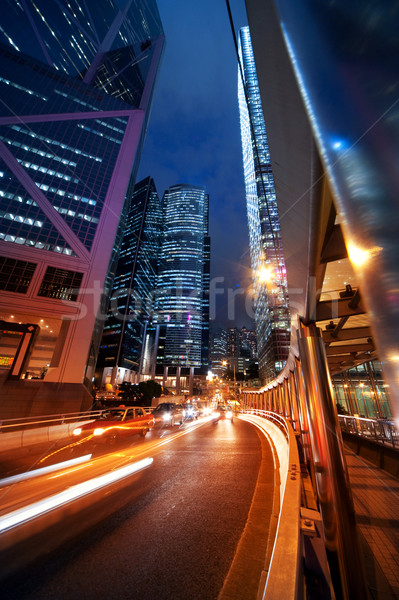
[
  {"xmin": 339, "ymin": 414, "xmax": 394, "ymax": 425},
  {"xmin": 338, "ymin": 414, "xmax": 398, "ymax": 448},
  {"xmin": 238, "ymin": 409, "xmax": 301, "ymax": 599},
  {"xmin": 242, "ymin": 408, "xmax": 290, "ymax": 441},
  {"xmin": 0, "ymin": 407, "xmax": 152, "ymax": 432}
]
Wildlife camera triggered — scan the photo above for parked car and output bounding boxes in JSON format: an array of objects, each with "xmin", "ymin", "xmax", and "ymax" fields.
[
  {"xmin": 72, "ymin": 406, "xmax": 154, "ymax": 442},
  {"xmin": 214, "ymin": 405, "xmax": 233, "ymax": 420},
  {"xmin": 152, "ymin": 403, "xmax": 184, "ymax": 427}
]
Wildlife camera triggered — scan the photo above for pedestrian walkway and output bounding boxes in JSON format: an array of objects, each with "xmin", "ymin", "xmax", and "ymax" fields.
[{"xmin": 345, "ymin": 447, "xmax": 399, "ymax": 600}]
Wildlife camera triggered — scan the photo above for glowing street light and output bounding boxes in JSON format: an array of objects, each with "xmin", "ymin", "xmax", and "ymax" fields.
[{"xmin": 257, "ymin": 264, "xmax": 274, "ymax": 284}]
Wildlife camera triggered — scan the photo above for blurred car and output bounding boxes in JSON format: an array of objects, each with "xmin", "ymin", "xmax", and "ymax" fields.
[
  {"xmin": 214, "ymin": 405, "xmax": 233, "ymax": 420},
  {"xmin": 182, "ymin": 403, "xmax": 200, "ymax": 420},
  {"xmin": 152, "ymin": 402, "xmax": 184, "ymax": 427},
  {"xmin": 72, "ymin": 406, "xmax": 154, "ymax": 442},
  {"xmin": 196, "ymin": 402, "xmax": 212, "ymax": 416}
]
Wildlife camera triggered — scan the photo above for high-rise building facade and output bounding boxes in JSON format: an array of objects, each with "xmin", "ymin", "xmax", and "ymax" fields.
[
  {"xmin": 210, "ymin": 326, "xmax": 227, "ymax": 377},
  {"xmin": 238, "ymin": 26, "xmax": 290, "ymax": 382},
  {"xmin": 151, "ymin": 184, "xmax": 210, "ymax": 391},
  {"xmin": 240, "ymin": 326, "xmax": 257, "ymax": 361},
  {"xmin": 96, "ymin": 176, "xmax": 162, "ymax": 387},
  {"xmin": 0, "ymin": 0, "xmax": 164, "ymax": 415},
  {"xmin": 209, "ymin": 324, "xmax": 258, "ymax": 380}
]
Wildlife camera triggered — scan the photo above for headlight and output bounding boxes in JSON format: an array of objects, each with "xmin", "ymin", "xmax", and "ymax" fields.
[
  {"xmin": 213, "ymin": 411, "xmax": 220, "ymax": 418},
  {"xmin": 226, "ymin": 411, "xmax": 233, "ymax": 419},
  {"xmin": 93, "ymin": 427, "xmax": 105, "ymax": 436},
  {"xmin": 163, "ymin": 414, "xmax": 171, "ymax": 421},
  {"xmin": 73, "ymin": 427, "xmax": 82, "ymax": 436}
]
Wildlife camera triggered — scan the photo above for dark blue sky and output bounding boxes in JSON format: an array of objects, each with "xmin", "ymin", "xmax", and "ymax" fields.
[{"xmin": 137, "ymin": 0, "xmax": 254, "ymax": 330}]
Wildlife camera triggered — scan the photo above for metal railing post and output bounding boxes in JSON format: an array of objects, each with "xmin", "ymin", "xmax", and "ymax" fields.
[
  {"xmin": 283, "ymin": 377, "xmax": 291, "ymax": 420},
  {"xmin": 289, "ymin": 370, "xmax": 300, "ymax": 432},
  {"xmin": 298, "ymin": 322, "xmax": 369, "ymax": 600},
  {"xmin": 294, "ymin": 358, "xmax": 314, "ymax": 467}
]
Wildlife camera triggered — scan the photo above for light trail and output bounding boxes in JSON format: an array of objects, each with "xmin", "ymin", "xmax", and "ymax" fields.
[
  {"xmin": 128, "ymin": 415, "xmax": 215, "ymax": 457},
  {"xmin": 0, "ymin": 457, "xmax": 153, "ymax": 534},
  {"xmin": 0, "ymin": 416, "xmax": 213, "ymax": 534},
  {"xmin": 0, "ymin": 454, "xmax": 93, "ymax": 489}
]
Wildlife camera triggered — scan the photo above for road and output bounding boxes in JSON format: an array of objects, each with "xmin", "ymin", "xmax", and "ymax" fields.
[{"xmin": 1, "ymin": 417, "xmax": 275, "ymax": 600}]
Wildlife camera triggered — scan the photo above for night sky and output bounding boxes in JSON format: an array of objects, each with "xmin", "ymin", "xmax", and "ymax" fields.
[{"xmin": 137, "ymin": 0, "xmax": 254, "ymax": 331}]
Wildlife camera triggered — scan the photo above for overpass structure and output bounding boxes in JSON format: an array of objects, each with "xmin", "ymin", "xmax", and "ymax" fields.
[{"xmin": 238, "ymin": 1, "xmax": 399, "ymax": 599}]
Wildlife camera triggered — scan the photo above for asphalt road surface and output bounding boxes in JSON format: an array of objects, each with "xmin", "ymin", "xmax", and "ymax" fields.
[{"xmin": 2, "ymin": 417, "xmax": 273, "ymax": 600}]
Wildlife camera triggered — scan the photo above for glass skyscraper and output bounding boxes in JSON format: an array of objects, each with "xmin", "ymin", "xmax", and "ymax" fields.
[
  {"xmin": 151, "ymin": 184, "xmax": 210, "ymax": 385},
  {"xmin": 238, "ymin": 26, "xmax": 290, "ymax": 382},
  {"xmin": 210, "ymin": 326, "xmax": 227, "ymax": 378},
  {"xmin": 0, "ymin": 0, "xmax": 164, "ymax": 415},
  {"xmin": 97, "ymin": 176, "xmax": 162, "ymax": 387}
]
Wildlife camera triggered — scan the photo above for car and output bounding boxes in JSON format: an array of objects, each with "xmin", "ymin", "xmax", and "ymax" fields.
[
  {"xmin": 152, "ymin": 402, "xmax": 184, "ymax": 427},
  {"xmin": 196, "ymin": 402, "xmax": 212, "ymax": 416},
  {"xmin": 214, "ymin": 405, "xmax": 233, "ymax": 420},
  {"xmin": 72, "ymin": 406, "xmax": 154, "ymax": 442},
  {"xmin": 182, "ymin": 403, "xmax": 200, "ymax": 420}
]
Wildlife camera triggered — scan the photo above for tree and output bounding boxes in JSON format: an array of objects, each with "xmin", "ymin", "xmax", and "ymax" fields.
[
  {"xmin": 138, "ymin": 380, "xmax": 163, "ymax": 406},
  {"xmin": 118, "ymin": 382, "xmax": 140, "ymax": 402}
]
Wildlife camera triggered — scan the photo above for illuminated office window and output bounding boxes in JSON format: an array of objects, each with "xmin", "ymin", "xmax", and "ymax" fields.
[
  {"xmin": 0, "ymin": 256, "xmax": 36, "ymax": 293},
  {"xmin": 38, "ymin": 267, "xmax": 83, "ymax": 301}
]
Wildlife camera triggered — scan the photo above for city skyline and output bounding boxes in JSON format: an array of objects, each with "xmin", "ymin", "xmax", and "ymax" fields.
[
  {"xmin": 0, "ymin": 3, "xmax": 396, "ymax": 597},
  {"xmin": 137, "ymin": 0, "xmax": 252, "ymax": 330}
]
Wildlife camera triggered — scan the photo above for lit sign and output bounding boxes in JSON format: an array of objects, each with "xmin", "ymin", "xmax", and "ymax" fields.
[
  {"xmin": 1, "ymin": 330, "xmax": 23, "ymax": 336},
  {"xmin": 0, "ymin": 356, "xmax": 13, "ymax": 366}
]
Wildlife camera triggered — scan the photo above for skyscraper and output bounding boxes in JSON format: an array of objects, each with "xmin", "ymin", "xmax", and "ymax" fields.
[
  {"xmin": 209, "ymin": 326, "xmax": 227, "ymax": 378},
  {"xmin": 238, "ymin": 26, "xmax": 290, "ymax": 382},
  {"xmin": 151, "ymin": 184, "xmax": 210, "ymax": 392},
  {"xmin": 240, "ymin": 326, "xmax": 257, "ymax": 361},
  {"xmin": 96, "ymin": 176, "xmax": 162, "ymax": 388},
  {"xmin": 0, "ymin": 0, "xmax": 164, "ymax": 415}
]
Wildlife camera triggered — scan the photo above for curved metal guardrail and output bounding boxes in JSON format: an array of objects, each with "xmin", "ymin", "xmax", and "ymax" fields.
[
  {"xmin": 239, "ymin": 409, "xmax": 302, "ymax": 600},
  {"xmin": 243, "ymin": 409, "xmax": 290, "ymax": 441}
]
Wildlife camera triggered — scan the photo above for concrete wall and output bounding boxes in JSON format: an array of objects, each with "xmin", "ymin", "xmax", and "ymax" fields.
[{"xmin": 0, "ymin": 372, "xmax": 93, "ymax": 419}]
